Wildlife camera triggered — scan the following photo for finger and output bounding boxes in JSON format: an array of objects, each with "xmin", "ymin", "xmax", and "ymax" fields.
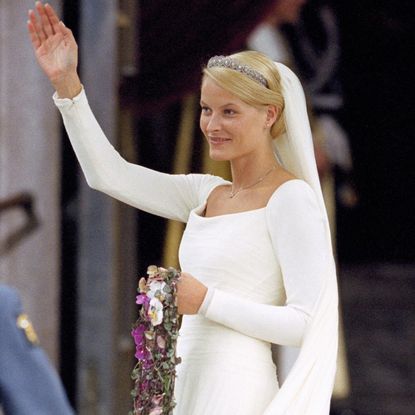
[
  {"xmin": 59, "ymin": 21, "xmax": 74, "ymax": 41},
  {"xmin": 58, "ymin": 21, "xmax": 76, "ymax": 48},
  {"xmin": 36, "ymin": 2, "xmax": 54, "ymax": 36},
  {"xmin": 34, "ymin": 2, "xmax": 49, "ymax": 40},
  {"xmin": 29, "ymin": 8, "xmax": 46, "ymax": 43},
  {"xmin": 44, "ymin": 3, "xmax": 61, "ymax": 35},
  {"xmin": 28, "ymin": 9, "xmax": 44, "ymax": 44},
  {"xmin": 27, "ymin": 20, "xmax": 41, "ymax": 50}
]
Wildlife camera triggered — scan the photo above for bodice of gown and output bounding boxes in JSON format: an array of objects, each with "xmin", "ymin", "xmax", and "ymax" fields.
[{"xmin": 177, "ymin": 201, "xmax": 285, "ymax": 371}]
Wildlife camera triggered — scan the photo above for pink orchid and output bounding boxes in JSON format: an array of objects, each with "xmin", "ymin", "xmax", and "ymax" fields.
[{"xmin": 136, "ymin": 293, "xmax": 150, "ymax": 305}]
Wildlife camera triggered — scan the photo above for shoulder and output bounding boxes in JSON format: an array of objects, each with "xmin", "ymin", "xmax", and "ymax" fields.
[
  {"xmin": 187, "ymin": 173, "xmax": 228, "ymax": 187},
  {"xmin": 266, "ymin": 179, "xmax": 324, "ymax": 222},
  {"xmin": 270, "ymin": 179, "xmax": 316, "ymax": 203},
  {"xmin": 186, "ymin": 173, "xmax": 229, "ymax": 203},
  {"xmin": 0, "ymin": 284, "xmax": 21, "ymax": 315}
]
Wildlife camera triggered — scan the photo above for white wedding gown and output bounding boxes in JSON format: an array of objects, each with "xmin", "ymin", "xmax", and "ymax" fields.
[
  {"xmin": 54, "ymin": 88, "xmax": 333, "ymax": 415},
  {"xmin": 176, "ymin": 203, "xmax": 282, "ymax": 414}
]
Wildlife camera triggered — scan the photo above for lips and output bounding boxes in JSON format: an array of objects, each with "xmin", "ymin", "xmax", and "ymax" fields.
[{"xmin": 208, "ymin": 136, "xmax": 231, "ymax": 144}]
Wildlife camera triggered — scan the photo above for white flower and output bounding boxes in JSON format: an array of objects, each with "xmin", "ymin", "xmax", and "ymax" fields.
[
  {"xmin": 147, "ymin": 265, "xmax": 158, "ymax": 276},
  {"xmin": 148, "ymin": 297, "xmax": 163, "ymax": 326},
  {"xmin": 148, "ymin": 280, "xmax": 167, "ymax": 300}
]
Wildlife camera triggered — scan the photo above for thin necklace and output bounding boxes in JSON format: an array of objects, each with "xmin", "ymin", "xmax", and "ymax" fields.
[{"xmin": 229, "ymin": 165, "xmax": 277, "ymax": 198}]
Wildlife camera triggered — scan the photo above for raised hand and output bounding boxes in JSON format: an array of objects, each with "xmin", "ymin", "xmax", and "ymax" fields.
[{"xmin": 27, "ymin": 2, "xmax": 81, "ymax": 98}]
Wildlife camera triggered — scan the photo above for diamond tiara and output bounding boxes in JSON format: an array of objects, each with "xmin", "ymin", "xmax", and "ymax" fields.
[{"xmin": 207, "ymin": 55, "xmax": 268, "ymax": 88}]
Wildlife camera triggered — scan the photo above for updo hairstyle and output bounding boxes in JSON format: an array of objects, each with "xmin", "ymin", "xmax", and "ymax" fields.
[{"xmin": 202, "ymin": 50, "xmax": 286, "ymax": 138}]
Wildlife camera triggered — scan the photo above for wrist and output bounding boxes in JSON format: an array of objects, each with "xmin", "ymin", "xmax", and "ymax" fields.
[
  {"xmin": 197, "ymin": 287, "xmax": 215, "ymax": 315},
  {"xmin": 52, "ymin": 72, "xmax": 82, "ymax": 99}
]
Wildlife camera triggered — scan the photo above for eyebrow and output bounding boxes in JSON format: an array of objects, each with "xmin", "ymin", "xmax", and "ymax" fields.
[{"xmin": 199, "ymin": 100, "xmax": 239, "ymax": 108}]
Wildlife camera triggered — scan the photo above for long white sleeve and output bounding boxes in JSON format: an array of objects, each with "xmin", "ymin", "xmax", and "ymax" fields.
[
  {"xmin": 198, "ymin": 180, "xmax": 329, "ymax": 347},
  {"xmin": 53, "ymin": 88, "xmax": 226, "ymax": 222}
]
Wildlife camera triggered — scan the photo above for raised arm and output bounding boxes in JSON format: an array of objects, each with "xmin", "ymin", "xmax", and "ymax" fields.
[
  {"xmin": 54, "ymin": 89, "xmax": 226, "ymax": 221},
  {"xmin": 28, "ymin": 3, "xmax": 226, "ymax": 221},
  {"xmin": 27, "ymin": 2, "xmax": 81, "ymax": 99},
  {"xmin": 198, "ymin": 180, "xmax": 330, "ymax": 346}
]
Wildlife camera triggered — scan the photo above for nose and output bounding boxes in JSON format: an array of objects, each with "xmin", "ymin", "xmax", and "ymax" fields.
[{"xmin": 206, "ymin": 112, "xmax": 221, "ymax": 133}]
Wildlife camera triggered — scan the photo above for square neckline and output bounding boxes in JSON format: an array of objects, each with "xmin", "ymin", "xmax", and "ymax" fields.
[{"xmin": 192, "ymin": 178, "xmax": 304, "ymax": 220}]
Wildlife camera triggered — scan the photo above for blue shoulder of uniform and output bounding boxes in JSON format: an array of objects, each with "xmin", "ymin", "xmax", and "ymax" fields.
[{"xmin": 0, "ymin": 284, "xmax": 21, "ymax": 313}]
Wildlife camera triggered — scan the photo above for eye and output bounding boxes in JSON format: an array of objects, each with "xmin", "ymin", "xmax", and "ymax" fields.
[
  {"xmin": 224, "ymin": 108, "xmax": 236, "ymax": 116},
  {"xmin": 200, "ymin": 106, "xmax": 211, "ymax": 115}
]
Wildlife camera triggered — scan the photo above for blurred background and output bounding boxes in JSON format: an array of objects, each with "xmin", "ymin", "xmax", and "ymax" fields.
[{"xmin": 0, "ymin": 1, "xmax": 414, "ymax": 414}]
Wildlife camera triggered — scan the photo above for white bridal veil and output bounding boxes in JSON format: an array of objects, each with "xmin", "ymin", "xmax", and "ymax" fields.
[{"xmin": 265, "ymin": 63, "xmax": 339, "ymax": 414}]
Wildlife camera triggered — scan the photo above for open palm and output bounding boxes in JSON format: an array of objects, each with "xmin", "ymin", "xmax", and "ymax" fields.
[{"xmin": 28, "ymin": 2, "xmax": 78, "ymax": 85}]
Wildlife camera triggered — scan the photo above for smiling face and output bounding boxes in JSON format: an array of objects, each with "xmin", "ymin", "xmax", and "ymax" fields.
[{"xmin": 200, "ymin": 76, "xmax": 271, "ymax": 162}]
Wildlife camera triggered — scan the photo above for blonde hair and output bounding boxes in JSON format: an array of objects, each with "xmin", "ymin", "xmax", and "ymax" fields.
[{"xmin": 203, "ymin": 50, "xmax": 286, "ymax": 138}]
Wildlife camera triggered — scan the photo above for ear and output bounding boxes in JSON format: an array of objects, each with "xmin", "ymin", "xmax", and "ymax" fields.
[{"xmin": 265, "ymin": 105, "xmax": 278, "ymax": 128}]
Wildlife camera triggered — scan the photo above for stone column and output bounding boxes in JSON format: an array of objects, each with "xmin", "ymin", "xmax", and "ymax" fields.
[{"xmin": 76, "ymin": 1, "xmax": 125, "ymax": 414}]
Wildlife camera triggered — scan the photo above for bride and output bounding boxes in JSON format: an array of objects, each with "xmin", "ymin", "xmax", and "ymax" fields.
[{"xmin": 28, "ymin": 3, "xmax": 338, "ymax": 414}]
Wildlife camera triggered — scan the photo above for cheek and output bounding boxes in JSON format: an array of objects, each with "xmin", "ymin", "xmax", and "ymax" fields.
[
  {"xmin": 240, "ymin": 122, "xmax": 265, "ymax": 147},
  {"xmin": 199, "ymin": 116, "xmax": 207, "ymax": 134}
]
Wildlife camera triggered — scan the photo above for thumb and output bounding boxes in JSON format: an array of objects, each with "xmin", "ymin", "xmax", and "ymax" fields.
[{"xmin": 59, "ymin": 21, "xmax": 75, "ymax": 42}]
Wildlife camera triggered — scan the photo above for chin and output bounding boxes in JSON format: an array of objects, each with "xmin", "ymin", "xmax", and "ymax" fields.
[{"xmin": 208, "ymin": 150, "xmax": 230, "ymax": 162}]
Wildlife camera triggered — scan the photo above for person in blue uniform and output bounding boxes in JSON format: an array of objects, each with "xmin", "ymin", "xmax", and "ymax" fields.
[{"xmin": 0, "ymin": 284, "xmax": 74, "ymax": 415}]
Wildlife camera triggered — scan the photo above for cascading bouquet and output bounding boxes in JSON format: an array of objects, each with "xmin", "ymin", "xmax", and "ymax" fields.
[{"xmin": 130, "ymin": 265, "xmax": 182, "ymax": 415}]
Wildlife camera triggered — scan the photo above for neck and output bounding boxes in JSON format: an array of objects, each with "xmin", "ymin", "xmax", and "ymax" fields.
[{"xmin": 230, "ymin": 148, "xmax": 279, "ymax": 190}]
